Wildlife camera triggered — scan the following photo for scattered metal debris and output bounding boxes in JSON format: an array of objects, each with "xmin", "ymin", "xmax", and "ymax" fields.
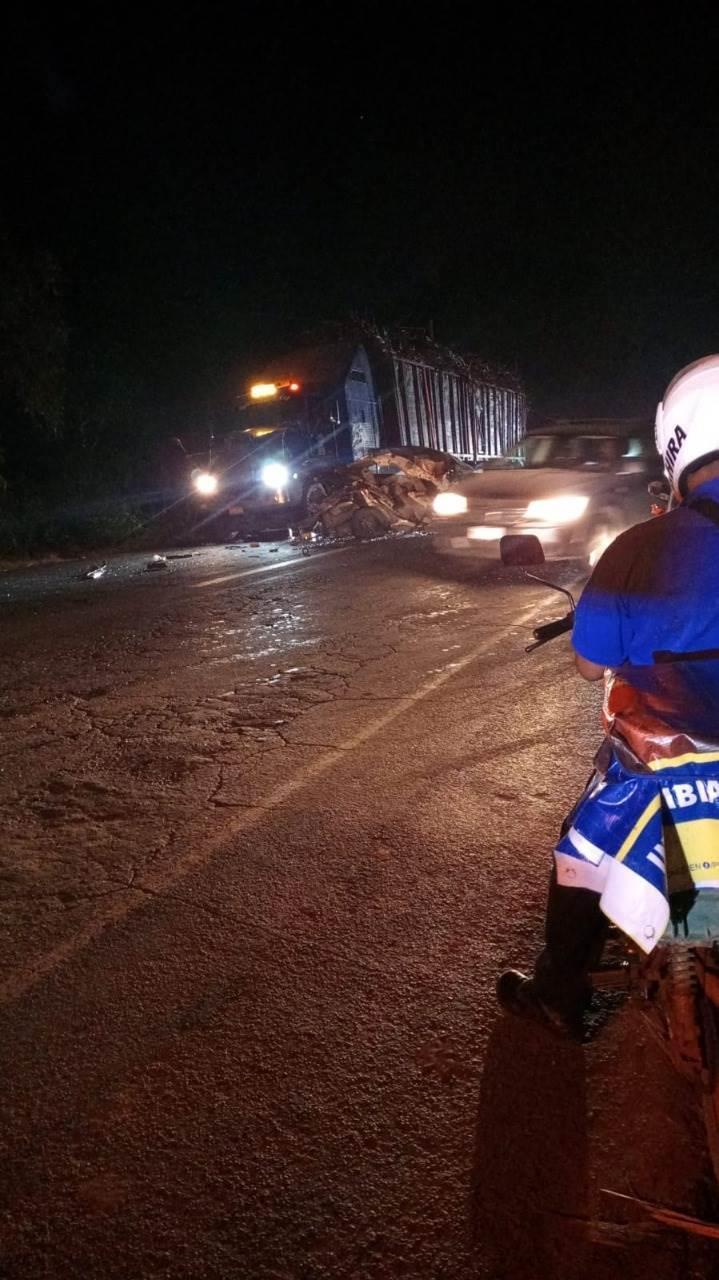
[
  {"xmin": 289, "ymin": 529, "xmax": 318, "ymax": 552},
  {"xmin": 83, "ymin": 563, "xmax": 107, "ymax": 580},
  {"xmin": 166, "ymin": 553, "xmax": 193, "ymax": 560},
  {"xmin": 145, "ymin": 554, "xmax": 168, "ymax": 572}
]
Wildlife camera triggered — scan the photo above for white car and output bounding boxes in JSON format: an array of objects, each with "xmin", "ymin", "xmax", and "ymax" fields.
[{"xmin": 431, "ymin": 426, "xmax": 660, "ymax": 566}]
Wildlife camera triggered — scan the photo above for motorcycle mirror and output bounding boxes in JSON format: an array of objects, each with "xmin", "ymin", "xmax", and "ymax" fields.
[{"xmin": 499, "ymin": 534, "xmax": 546, "ymax": 567}]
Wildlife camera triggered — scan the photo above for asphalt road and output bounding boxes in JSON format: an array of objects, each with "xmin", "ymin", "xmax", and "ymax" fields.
[{"xmin": 1, "ymin": 537, "xmax": 717, "ymax": 1279}]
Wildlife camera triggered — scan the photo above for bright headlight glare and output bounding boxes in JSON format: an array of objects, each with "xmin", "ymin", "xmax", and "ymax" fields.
[
  {"xmin": 525, "ymin": 495, "xmax": 589, "ymax": 524},
  {"xmin": 433, "ymin": 492, "xmax": 468, "ymax": 517},
  {"xmin": 261, "ymin": 461, "xmax": 289, "ymax": 489},
  {"xmin": 194, "ymin": 472, "xmax": 218, "ymax": 496}
]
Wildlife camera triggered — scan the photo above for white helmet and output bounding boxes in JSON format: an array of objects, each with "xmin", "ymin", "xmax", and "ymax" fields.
[{"xmin": 655, "ymin": 354, "xmax": 719, "ymax": 496}]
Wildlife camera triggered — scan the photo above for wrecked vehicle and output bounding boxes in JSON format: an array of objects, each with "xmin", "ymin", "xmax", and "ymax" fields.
[{"xmin": 300, "ymin": 447, "xmax": 476, "ymax": 541}]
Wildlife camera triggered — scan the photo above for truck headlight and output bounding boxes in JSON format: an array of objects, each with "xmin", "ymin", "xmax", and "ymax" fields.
[
  {"xmin": 525, "ymin": 495, "xmax": 589, "ymax": 524},
  {"xmin": 193, "ymin": 472, "xmax": 219, "ymax": 496},
  {"xmin": 433, "ymin": 492, "xmax": 468, "ymax": 516},
  {"xmin": 261, "ymin": 462, "xmax": 289, "ymax": 489}
]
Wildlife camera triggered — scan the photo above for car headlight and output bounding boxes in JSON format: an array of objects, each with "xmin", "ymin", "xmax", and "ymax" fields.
[
  {"xmin": 433, "ymin": 492, "xmax": 468, "ymax": 516},
  {"xmin": 193, "ymin": 472, "xmax": 219, "ymax": 496},
  {"xmin": 261, "ymin": 462, "xmax": 290, "ymax": 489},
  {"xmin": 525, "ymin": 495, "xmax": 589, "ymax": 524}
]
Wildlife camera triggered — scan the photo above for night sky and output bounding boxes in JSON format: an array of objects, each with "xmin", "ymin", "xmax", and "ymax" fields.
[{"xmin": 4, "ymin": 7, "xmax": 719, "ymax": 430}]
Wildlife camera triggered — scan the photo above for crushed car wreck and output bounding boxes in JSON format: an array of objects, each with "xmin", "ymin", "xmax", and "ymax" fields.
[{"xmin": 297, "ymin": 447, "xmax": 475, "ymax": 541}]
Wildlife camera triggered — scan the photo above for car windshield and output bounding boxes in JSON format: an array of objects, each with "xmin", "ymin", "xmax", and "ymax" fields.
[{"xmin": 482, "ymin": 434, "xmax": 623, "ymax": 470}]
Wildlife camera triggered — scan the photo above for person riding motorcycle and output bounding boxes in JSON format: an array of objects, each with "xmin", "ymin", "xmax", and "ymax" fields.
[{"xmin": 498, "ymin": 354, "xmax": 719, "ymax": 1037}]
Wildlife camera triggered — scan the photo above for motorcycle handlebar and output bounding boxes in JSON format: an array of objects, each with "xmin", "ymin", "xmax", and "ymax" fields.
[{"xmin": 526, "ymin": 611, "xmax": 575, "ymax": 652}]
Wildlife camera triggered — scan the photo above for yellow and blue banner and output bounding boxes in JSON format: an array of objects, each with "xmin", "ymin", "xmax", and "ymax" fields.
[{"xmin": 555, "ymin": 665, "xmax": 719, "ymax": 952}]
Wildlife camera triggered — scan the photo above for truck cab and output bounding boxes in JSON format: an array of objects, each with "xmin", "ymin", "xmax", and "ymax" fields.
[
  {"xmin": 197, "ymin": 421, "xmax": 344, "ymax": 536},
  {"xmin": 173, "ymin": 342, "xmax": 381, "ymax": 538}
]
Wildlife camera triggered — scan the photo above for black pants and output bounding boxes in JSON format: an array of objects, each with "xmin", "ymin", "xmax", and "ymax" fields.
[{"xmin": 531, "ymin": 863, "xmax": 609, "ymax": 1015}]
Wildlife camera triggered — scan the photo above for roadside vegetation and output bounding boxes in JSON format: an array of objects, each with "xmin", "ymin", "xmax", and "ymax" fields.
[
  {"xmin": 0, "ymin": 493, "xmax": 144, "ymax": 558},
  {"xmin": 0, "ymin": 227, "xmax": 161, "ymax": 559}
]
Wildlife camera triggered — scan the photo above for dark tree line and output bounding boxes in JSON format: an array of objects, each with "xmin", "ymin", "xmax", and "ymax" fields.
[{"xmin": 0, "ymin": 227, "xmax": 67, "ymax": 487}]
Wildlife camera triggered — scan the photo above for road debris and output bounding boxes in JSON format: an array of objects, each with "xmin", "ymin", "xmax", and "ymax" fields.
[
  {"xmin": 289, "ymin": 529, "xmax": 318, "ymax": 555},
  {"xmin": 145, "ymin": 554, "xmax": 168, "ymax": 572},
  {"xmin": 83, "ymin": 563, "xmax": 107, "ymax": 579}
]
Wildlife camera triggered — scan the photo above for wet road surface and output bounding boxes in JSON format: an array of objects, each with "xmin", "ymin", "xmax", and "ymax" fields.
[{"xmin": 1, "ymin": 538, "xmax": 717, "ymax": 1278}]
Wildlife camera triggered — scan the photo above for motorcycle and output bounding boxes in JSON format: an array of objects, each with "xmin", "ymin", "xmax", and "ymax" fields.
[{"xmin": 500, "ymin": 530, "xmax": 719, "ymax": 1185}]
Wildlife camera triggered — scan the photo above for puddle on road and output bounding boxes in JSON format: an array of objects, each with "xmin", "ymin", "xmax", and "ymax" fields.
[
  {"xmin": 398, "ymin": 602, "xmax": 476, "ymax": 626},
  {"xmin": 208, "ymin": 637, "xmax": 314, "ymax": 664},
  {"xmin": 198, "ymin": 605, "xmax": 315, "ymax": 664}
]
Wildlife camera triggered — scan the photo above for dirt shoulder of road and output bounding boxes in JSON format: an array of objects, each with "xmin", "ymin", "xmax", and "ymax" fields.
[
  {"xmin": 0, "ymin": 540, "xmax": 167, "ymax": 573},
  {"xmin": 0, "ymin": 553, "xmax": 71, "ymax": 574}
]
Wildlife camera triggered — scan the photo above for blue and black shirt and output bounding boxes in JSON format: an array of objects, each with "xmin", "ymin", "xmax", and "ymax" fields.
[{"xmin": 573, "ymin": 475, "xmax": 719, "ymax": 668}]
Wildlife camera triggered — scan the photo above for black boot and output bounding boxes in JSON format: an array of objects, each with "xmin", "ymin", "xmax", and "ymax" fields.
[{"xmin": 496, "ymin": 969, "xmax": 585, "ymax": 1041}]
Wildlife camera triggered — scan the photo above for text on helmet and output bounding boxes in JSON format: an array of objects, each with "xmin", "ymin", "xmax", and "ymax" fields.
[{"xmin": 664, "ymin": 424, "xmax": 687, "ymax": 479}]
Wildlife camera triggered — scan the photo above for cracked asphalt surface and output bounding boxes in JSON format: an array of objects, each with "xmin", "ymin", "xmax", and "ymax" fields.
[{"xmin": 1, "ymin": 538, "xmax": 717, "ymax": 1278}]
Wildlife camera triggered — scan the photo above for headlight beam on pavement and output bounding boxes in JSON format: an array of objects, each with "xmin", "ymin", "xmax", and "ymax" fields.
[{"xmin": 193, "ymin": 547, "xmax": 344, "ymax": 588}]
